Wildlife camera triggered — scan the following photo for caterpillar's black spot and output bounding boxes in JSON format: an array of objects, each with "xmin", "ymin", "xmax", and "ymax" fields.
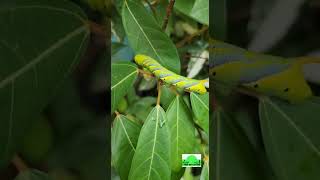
[
  {"xmin": 284, "ymin": 88, "xmax": 289, "ymax": 92},
  {"xmin": 254, "ymin": 84, "xmax": 259, "ymax": 88},
  {"xmin": 212, "ymin": 72, "xmax": 216, "ymax": 76}
]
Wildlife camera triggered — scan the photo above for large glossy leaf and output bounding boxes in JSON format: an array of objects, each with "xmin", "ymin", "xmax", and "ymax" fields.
[
  {"xmin": 259, "ymin": 97, "xmax": 320, "ymax": 180},
  {"xmin": 190, "ymin": 92, "xmax": 209, "ymax": 134},
  {"xmin": 213, "ymin": 108, "xmax": 262, "ymax": 180},
  {"xmin": 0, "ymin": 0, "xmax": 89, "ymax": 167},
  {"xmin": 190, "ymin": 0, "xmax": 209, "ymax": 25},
  {"xmin": 166, "ymin": 96, "xmax": 196, "ymax": 172},
  {"xmin": 111, "ymin": 62, "xmax": 138, "ymax": 113},
  {"xmin": 122, "ymin": 0, "xmax": 180, "ymax": 73},
  {"xmin": 15, "ymin": 169, "xmax": 50, "ymax": 180},
  {"xmin": 175, "ymin": 0, "xmax": 209, "ymax": 25},
  {"xmin": 112, "ymin": 114, "xmax": 141, "ymax": 180},
  {"xmin": 129, "ymin": 105, "xmax": 171, "ymax": 180}
]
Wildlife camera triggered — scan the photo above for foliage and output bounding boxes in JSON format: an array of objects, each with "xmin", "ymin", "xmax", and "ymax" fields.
[
  {"xmin": 211, "ymin": 0, "xmax": 320, "ymax": 179},
  {"xmin": 0, "ymin": 0, "xmax": 108, "ymax": 179},
  {"xmin": 111, "ymin": 0, "xmax": 209, "ymax": 179}
]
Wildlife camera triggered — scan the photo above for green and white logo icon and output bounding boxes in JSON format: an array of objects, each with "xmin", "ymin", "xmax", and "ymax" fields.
[{"xmin": 182, "ymin": 154, "xmax": 201, "ymax": 167}]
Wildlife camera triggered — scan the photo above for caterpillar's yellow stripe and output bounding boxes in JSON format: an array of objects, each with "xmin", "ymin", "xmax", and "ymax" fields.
[{"xmin": 134, "ymin": 54, "xmax": 208, "ymax": 94}]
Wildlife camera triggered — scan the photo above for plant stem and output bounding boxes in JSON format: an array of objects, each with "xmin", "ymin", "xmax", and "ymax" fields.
[
  {"xmin": 12, "ymin": 155, "xmax": 28, "ymax": 172},
  {"xmin": 162, "ymin": 0, "xmax": 176, "ymax": 30},
  {"xmin": 157, "ymin": 81, "xmax": 162, "ymax": 105}
]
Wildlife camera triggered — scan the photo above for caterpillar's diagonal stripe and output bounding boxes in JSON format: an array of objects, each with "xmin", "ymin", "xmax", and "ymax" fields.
[{"xmin": 134, "ymin": 54, "xmax": 207, "ymax": 94}]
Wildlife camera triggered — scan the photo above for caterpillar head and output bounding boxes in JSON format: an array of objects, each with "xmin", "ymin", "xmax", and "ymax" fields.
[
  {"xmin": 134, "ymin": 54, "xmax": 151, "ymax": 66},
  {"xmin": 187, "ymin": 83, "xmax": 207, "ymax": 94}
]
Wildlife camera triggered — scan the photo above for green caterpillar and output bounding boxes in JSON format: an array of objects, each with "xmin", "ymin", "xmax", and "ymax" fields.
[
  {"xmin": 210, "ymin": 39, "xmax": 320, "ymax": 103},
  {"xmin": 134, "ymin": 54, "xmax": 208, "ymax": 94}
]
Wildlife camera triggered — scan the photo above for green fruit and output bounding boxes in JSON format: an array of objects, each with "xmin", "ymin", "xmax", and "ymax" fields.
[
  {"xmin": 117, "ymin": 97, "xmax": 128, "ymax": 113},
  {"xmin": 19, "ymin": 116, "xmax": 53, "ymax": 164}
]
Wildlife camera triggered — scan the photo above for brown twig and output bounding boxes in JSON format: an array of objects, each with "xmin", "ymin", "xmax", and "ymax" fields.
[
  {"xmin": 176, "ymin": 26, "xmax": 208, "ymax": 48},
  {"xmin": 162, "ymin": 0, "xmax": 176, "ymax": 30},
  {"xmin": 12, "ymin": 155, "xmax": 28, "ymax": 172}
]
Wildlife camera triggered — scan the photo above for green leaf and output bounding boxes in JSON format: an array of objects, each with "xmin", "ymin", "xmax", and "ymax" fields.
[
  {"xmin": 112, "ymin": 114, "xmax": 141, "ymax": 180},
  {"xmin": 190, "ymin": 92, "xmax": 209, "ymax": 134},
  {"xmin": 213, "ymin": 108, "xmax": 262, "ymax": 180},
  {"xmin": 15, "ymin": 169, "xmax": 50, "ymax": 180},
  {"xmin": 175, "ymin": 0, "xmax": 208, "ymax": 25},
  {"xmin": 111, "ymin": 42, "xmax": 133, "ymax": 61},
  {"xmin": 122, "ymin": 0, "xmax": 180, "ymax": 73},
  {"xmin": 111, "ymin": 62, "xmax": 138, "ymax": 113},
  {"xmin": 190, "ymin": 0, "xmax": 209, "ymax": 25},
  {"xmin": 0, "ymin": 0, "xmax": 89, "ymax": 167},
  {"xmin": 160, "ymin": 85, "xmax": 176, "ymax": 110},
  {"xmin": 175, "ymin": 0, "xmax": 195, "ymax": 15},
  {"xmin": 200, "ymin": 159, "xmax": 209, "ymax": 180},
  {"xmin": 129, "ymin": 105, "xmax": 171, "ymax": 180},
  {"xmin": 259, "ymin": 97, "xmax": 320, "ymax": 180},
  {"xmin": 127, "ymin": 97, "xmax": 157, "ymax": 122},
  {"xmin": 166, "ymin": 96, "xmax": 196, "ymax": 172}
]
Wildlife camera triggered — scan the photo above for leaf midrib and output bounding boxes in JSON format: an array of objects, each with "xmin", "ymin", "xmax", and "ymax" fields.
[
  {"xmin": 267, "ymin": 99, "xmax": 320, "ymax": 156},
  {"xmin": 118, "ymin": 115, "xmax": 136, "ymax": 152},
  {"xmin": 111, "ymin": 70, "xmax": 137, "ymax": 90},
  {"xmin": 0, "ymin": 26, "xmax": 88, "ymax": 88},
  {"xmin": 147, "ymin": 106, "xmax": 160, "ymax": 180},
  {"xmin": 124, "ymin": 0, "xmax": 164, "ymax": 64},
  {"xmin": 192, "ymin": 93, "xmax": 209, "ymax": 111}
]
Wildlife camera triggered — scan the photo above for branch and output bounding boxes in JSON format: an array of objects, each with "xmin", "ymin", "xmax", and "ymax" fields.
[
  {"xmin": 162, "ymin": 0, "xmax": 176, "ymax": 30},
  {"xmin": 12, "ymin": 155, "xmax": 28, "ymax": 172},
  {"xmin": 157, "ymin": 81, "xmax": 162, "ymax": 105}
]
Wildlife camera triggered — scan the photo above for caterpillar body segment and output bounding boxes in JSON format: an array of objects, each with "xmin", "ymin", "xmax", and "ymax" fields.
[{"xmin": 135, "ymin": 54, "xmax": 207, "ymax": 94}]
